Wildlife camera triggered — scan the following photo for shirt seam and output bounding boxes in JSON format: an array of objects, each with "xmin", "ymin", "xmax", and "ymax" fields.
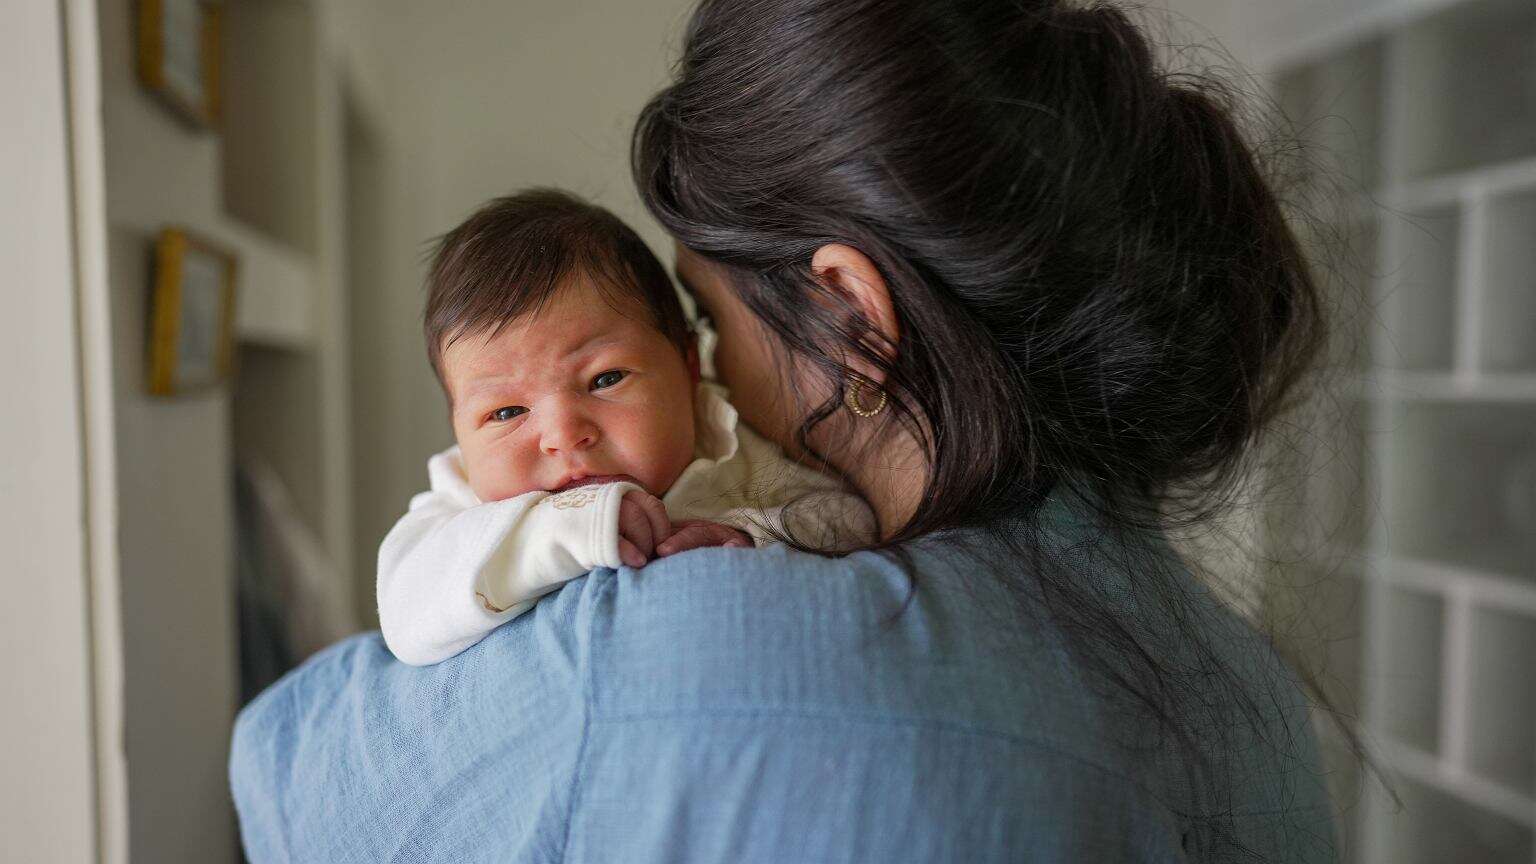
[
  {"xmin": 594, "ymin": 705, "xmax": 1119, "ymax": 767},
  {"xmin": 276, "ymin": 675, "xmax": 299, "ymax": 864},
  {"xmin": 556, "ymin": 574, "xmax": 609, "ymax": 863}
]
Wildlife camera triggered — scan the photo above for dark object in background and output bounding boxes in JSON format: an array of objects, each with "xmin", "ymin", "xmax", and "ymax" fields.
[{"xmin": 235, "ymin": 465, "xmax": 295, "ymax": 705}]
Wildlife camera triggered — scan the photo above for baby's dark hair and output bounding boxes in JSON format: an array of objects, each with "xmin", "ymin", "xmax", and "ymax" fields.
[{"xmin": 423, "ymin": 188, "xmax": 691, "ymax": 393}]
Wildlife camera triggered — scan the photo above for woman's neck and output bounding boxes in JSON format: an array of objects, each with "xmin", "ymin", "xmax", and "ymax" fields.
[{"xmin": 835, "ymin": 424, "xmax": 927, "ymax": 542}]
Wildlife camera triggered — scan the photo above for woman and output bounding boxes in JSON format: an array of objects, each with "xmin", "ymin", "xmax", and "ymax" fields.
[{"xmin": 231, "ymin": 1, "xmax": 1339, "ymax": 860}]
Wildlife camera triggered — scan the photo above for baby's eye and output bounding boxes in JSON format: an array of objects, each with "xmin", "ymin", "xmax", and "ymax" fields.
[
  {"xmin": 591, "ymin": 370, "xmax": 626, "ymax": 390},
  {"xmin": 490, "ymin": 406, "xmax": 527, "ymax": 422}
]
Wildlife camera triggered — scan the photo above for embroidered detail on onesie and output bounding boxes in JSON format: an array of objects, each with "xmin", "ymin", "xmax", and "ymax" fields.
[{"xmin": 543, "ymin": 487, "xmax": 601, "ymax": 510}]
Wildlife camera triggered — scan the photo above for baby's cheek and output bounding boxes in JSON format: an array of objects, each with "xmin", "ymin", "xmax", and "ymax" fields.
[
  {"xmin": 617, "ymin": 407, "xmax": 693, "ymax": 494},
  {"xmin": 656, "ymin": 408, "xmax": 699, "ymax": 490},
  {"xmin": 464, "ymin": 443, "xmax": 533, "ymax": 503}
]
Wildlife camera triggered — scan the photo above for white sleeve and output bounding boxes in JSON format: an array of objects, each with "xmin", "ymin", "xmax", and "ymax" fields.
[{"xmin": 376, "ymin": 480, "xmax": 641, "ymax": 666}]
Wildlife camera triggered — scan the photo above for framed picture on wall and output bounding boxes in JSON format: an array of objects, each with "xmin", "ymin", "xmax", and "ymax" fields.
[
  {"xmin": 149, "ymin": 228, "xmax": 237, "ymax": 396},
  {"xmin": 136, "ymin": 0, "xmax": 222, "ymax": 127}
]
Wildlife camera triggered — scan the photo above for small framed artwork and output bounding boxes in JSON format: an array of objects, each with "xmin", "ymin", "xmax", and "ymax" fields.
[
  {"xmin": 136, "ymin": 0, "xmax": 222, "ymax": 127},
  {"xmin": 149, "ymin": 228, "xmax": 238, "ymax": 396}
]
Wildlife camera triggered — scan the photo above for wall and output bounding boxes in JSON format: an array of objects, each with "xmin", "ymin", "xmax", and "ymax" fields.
[
  {"xmin": 0, "ymin": 1, "xmax": 99, "ymax": 860},
  {"xmin": 96, "ymin": 0, "xmax": 239, "ymax": 857},
  {"xmin": 1156, "ymin": 0, "xmax": 1249, "ymax": 61},
  {"xmin": 343, "ymin": 96, "xmax": 396, "ymax": 623}
]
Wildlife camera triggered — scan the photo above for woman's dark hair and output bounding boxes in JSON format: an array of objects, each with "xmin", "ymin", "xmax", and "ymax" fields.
[{"xmin": 636, "ymin": 0, "xmax": 1359, "ymax": 857}]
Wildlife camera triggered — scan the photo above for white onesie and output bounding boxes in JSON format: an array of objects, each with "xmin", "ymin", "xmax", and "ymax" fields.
[{"xmin": 377, "ymin": 381, "xmax": 876, "ymax": 666}]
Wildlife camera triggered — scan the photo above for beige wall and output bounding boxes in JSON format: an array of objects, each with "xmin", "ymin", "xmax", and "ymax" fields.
[{"xmin": 96, "ymin": 0, "xmax": 241, "ymax": 858}]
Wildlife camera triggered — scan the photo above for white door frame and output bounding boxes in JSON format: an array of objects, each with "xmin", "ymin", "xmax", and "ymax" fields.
[{"xmin": 0, "ymin": 1, "xmax": 128, "ymax": 861}]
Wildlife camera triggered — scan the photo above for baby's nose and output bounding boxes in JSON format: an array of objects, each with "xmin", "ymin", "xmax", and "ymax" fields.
[{"xmin": 539, "ymin": 409, "xmax": 599, "ymax": 455}]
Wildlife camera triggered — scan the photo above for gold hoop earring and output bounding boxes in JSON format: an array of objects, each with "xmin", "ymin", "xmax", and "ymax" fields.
[{"xmin": 843, "ymin": 375, "xmax": 888, "ymax": 418}]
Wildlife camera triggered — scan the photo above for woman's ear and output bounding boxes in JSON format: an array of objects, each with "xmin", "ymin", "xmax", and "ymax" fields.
[{"xmin": 810, "ymin": 243, "xmax": 900, "ymax": 383}]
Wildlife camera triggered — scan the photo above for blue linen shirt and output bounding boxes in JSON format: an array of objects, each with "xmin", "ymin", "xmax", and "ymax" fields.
[{"xmin": 230, "ymin": 492, "xmax": 1336, "ymax": 862}]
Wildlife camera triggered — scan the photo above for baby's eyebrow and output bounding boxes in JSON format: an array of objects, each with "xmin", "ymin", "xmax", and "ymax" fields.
[
  {"xmin": 457, "ymin": 376, "xmax": 521, "ymax": 406},
  {"xmin": 567, "ymin": 333, "xmax": 624, "ymax": 357},
  {"xmin": 453, "ymin": 334, "xmax": 630, "ymax": 407}
]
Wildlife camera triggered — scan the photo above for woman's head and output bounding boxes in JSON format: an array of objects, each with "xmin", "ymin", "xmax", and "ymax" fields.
[
  {"xmin": 637, "ymin": 2, "xmax": 1356, "ymax": 853},
  {"xmin": 635, "ymin": 0, "xmax": 1324, "ymax": 545}
]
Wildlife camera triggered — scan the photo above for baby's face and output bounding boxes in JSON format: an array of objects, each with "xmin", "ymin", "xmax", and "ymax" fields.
[{"xmin": 442, "ymin": 275, "xmax": 699, "ymax": 503}]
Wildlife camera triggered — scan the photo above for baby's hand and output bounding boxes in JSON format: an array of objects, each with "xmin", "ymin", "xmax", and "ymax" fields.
[
  {"xmin": 618, "ymin": 489, "xmax": 672, "ymax": 568},
  {"xmin": 656, "ymin": 520, "xmax": 754, "ymax": 557}
]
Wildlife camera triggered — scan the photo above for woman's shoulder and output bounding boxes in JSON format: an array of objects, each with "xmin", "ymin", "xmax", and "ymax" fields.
[
  {"xmin": 233, "ymin": 528, "xmax": 1268, "ymax": 776},
  {"xmin": 231, "ymin": 528, "xmax": 1333, "ymax": 862},
  {"xmin": 230, "ymin": 578, "xmax": 596, "ymax": 861},
  {"xmin": 593, "ymin": 535, "xmax": 1332, "ymax": 854},
  {"xmin": 579, "ymin": 538, "xmax": 1118, "ymax": 759},
  {"xmin": 231, "ymin": 534, "xmax": 1104, "ymax": 787}
]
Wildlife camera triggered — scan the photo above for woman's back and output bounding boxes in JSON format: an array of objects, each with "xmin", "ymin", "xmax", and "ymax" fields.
[{"xmin": 231, "ymin": 489, "xmax": 1333, "ymax": 862}]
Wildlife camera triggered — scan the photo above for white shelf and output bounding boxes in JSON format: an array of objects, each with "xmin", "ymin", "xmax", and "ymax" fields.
[
  {"xmin": 108, "ymin": 211, "xmax": 317, "ymax": 350},
  {"xmin": 1272, "ymin": 2, "xmax": 1536, "ymax": 861},
  {"xmin": 1376, "ymin": 731, "xmax": 1536, "ymax": 830},
  {"xmin": 1352, "ymin": 372, "xmax": 1536, "ymax": 402},
  {"xmin": 1365, "ymin": 758, "xmax": 1532, "ymax": 864},
  {"xmin": 218, "ymin": 216, "xmax": 317, "ymax": 350},
  {"xmin": 1368, "ymin": 738, "xmax": 1531, "ymax": 864},
  {"xmin": 1382, "ymin": 153, "xmax": 1536, "ymax": 211},
  {"xmin": 1377, "ymin": 737, "xmax": 1535, "ymax": 829},
  {"xmin": 1253, "ymin": 0, "xmax": 1469, "ymax": 71},
  {"xmin": 1372, "ymin": 556, "xmax": 1536, "ymax": 618}
]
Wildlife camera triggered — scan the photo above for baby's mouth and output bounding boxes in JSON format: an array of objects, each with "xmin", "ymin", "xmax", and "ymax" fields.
[{"xmin": 551, "ymin": 473, "xmax": 639, "ymax": 493}]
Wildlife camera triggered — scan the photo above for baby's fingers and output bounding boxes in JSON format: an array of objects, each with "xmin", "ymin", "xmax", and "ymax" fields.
[
  {"xmin": 657, "ymin": 521, "xmax": 753, "ymax": 557},
  {"xmin": 633, "ymin": 492, "xmax": 671, "ymax": 552},
  {"xmin": 618, "ymin": 495, "xmax": 659, "ymax": 558},
  {"xmin": 618, "ymin": 490, "xmax": 672, "ymax": 562},
  {"xmin": 617, "ymin": 537, "xmax": 647, "ymax": 569}
]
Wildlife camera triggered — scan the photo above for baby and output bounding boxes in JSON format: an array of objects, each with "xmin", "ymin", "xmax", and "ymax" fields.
[{"xmin": 378, "ymin": 189, "xmax": 875, "ymax": 666}]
